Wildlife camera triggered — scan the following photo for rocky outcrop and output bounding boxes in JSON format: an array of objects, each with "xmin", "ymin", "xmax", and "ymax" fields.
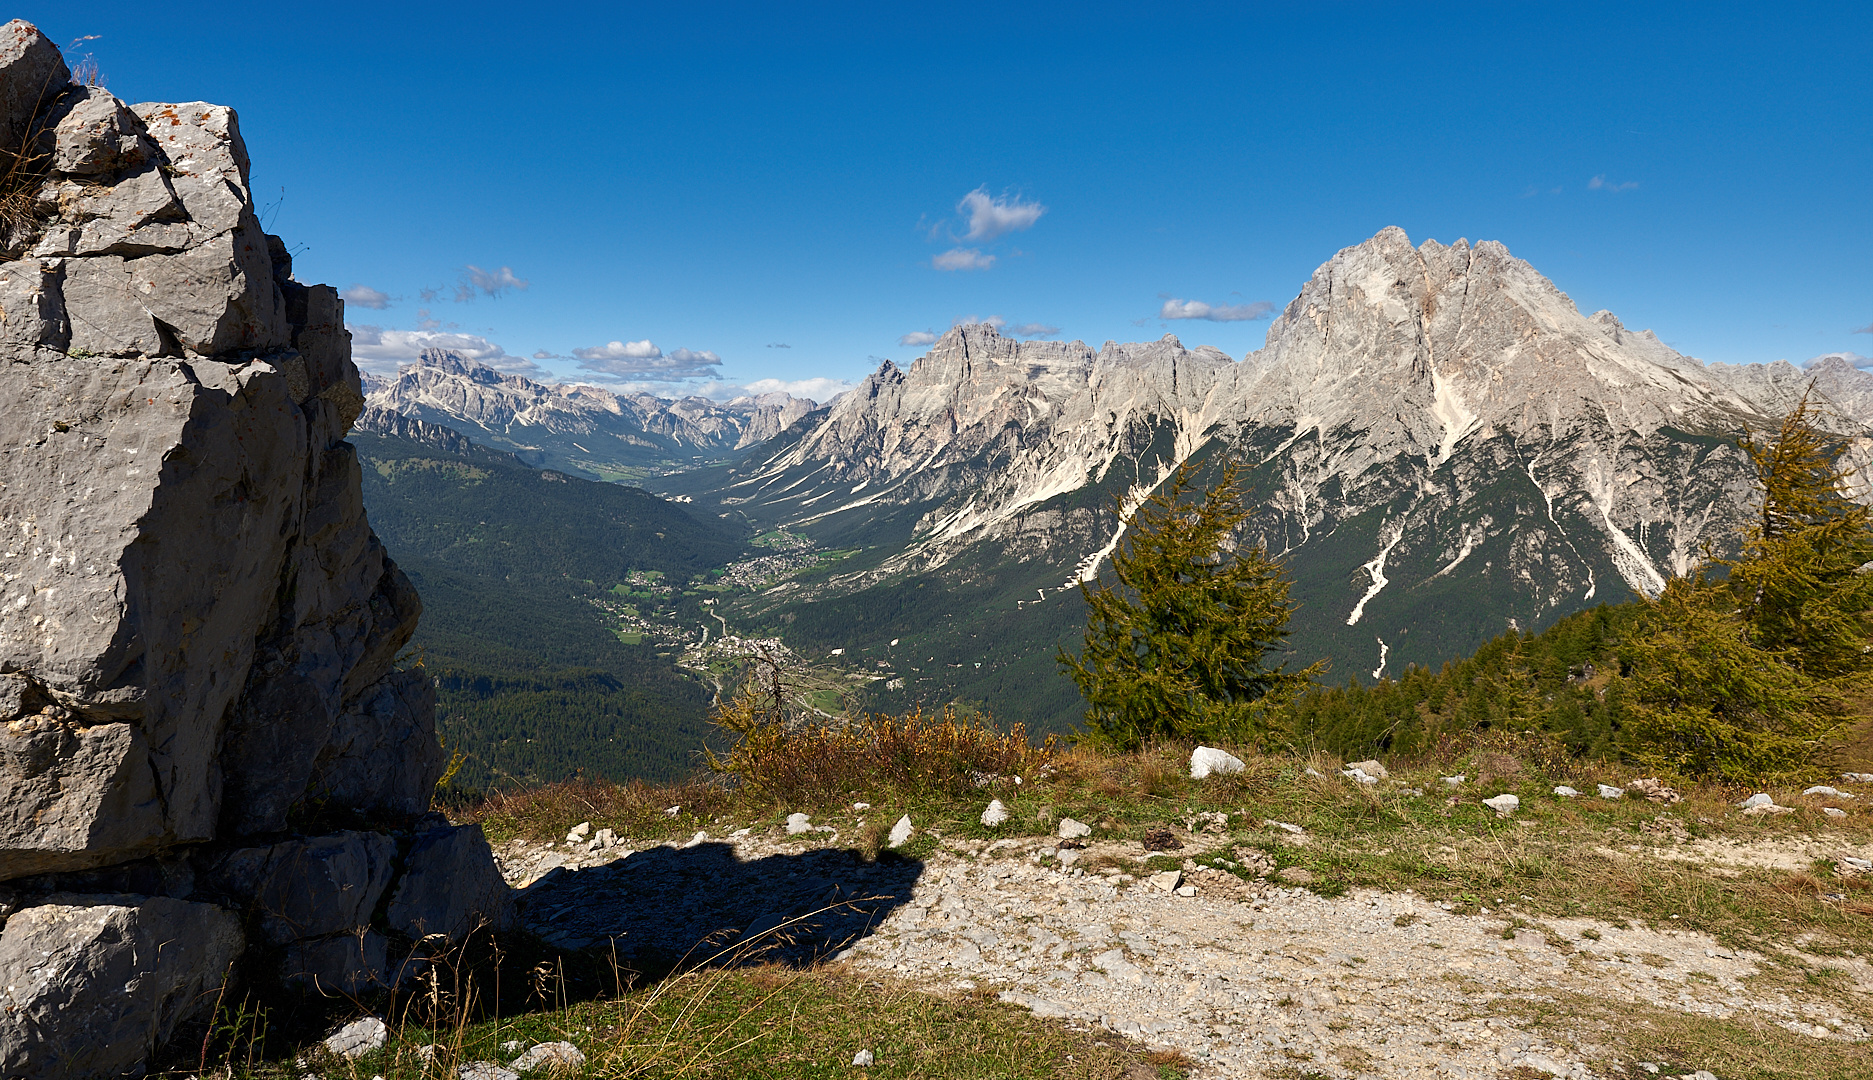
[{"xmin": 0, "ymin": 23, "xmax": 509, "ymax": 1077}]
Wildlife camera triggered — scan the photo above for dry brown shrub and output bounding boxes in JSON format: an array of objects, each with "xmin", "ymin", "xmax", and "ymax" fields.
[{"xmin": 708, "ymin": 703, "xmax": 1061, "ymax": 805}]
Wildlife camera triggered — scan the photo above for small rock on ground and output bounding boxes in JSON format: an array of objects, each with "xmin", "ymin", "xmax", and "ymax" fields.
[{"xmin": 324, "ymin": 1017, "xmax": 387, "ymax": 1059}]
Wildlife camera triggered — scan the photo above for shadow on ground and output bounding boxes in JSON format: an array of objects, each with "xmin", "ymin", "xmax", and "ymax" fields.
[{"xmin": 515, "ymin": 841, "xmax": 925, "ymax": 982}]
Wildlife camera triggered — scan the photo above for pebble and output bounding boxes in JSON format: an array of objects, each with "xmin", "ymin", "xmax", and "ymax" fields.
[
  {"xmin": 565, "ymin": 822, "xmax": 592, "ymax": 842},
  {"xmin": 1738, "ymin": 793, "xmax": 1774, "ymax": 809},
  {"xmin": 888, "ymin": 815, "xmax": 914, "ymax": 847},
  {"xmin": 1553, "ymin": 786, "xmax": 1581, "ymax": 798},
  {"xmin": 1824, "ymin": 807, "xmax": 1847, "ymax": 819},
  {"xmin": 1265, "ymin": 820, "xmax": 1304, "ymax": 835},
  {"xmin": 1442, "ymin": 774, "xmax": 1466, "ymax": 786},
  {"xmin": 459, "ymin": 1063, "xmax": 519, "ymax": 1080},
  {"xmin": 1598, "ymin": 784, "xmax": 1624, "ymax": 798},
  {"xmin": 1347, "ymin": 759, "xmax": 1389, "ymax": 780},
  {"xmin": 1342, "ymin": 766, "xmax": 1381, "ymax": 784},
  {"xmin": 786, "ymin": 813, "xmax": 813, "ymax": 835},
  {"xmin": 852, "ymin": 1049, "xmax": 875, "ymax": 1067},
  {"xmin": 1058, "ymin": 817, "xmax": 1093, "ymax": 839},
  {"xmin": 982, "ymin": 800, "xmax": 1009, "ymax": 827},
  {"xmin": 1843, "ymin": 773, "xmax": 1873, "ymax": 783}
]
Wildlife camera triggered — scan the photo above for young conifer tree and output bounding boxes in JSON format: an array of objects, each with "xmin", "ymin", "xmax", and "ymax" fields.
[
  {"xmin": 1622, "ymin": 388, "xmax": 1873, "ymax": 779},
  {"xmin": 1060, "ymin": 457, "xmax": 1322, "ymax": 750}
]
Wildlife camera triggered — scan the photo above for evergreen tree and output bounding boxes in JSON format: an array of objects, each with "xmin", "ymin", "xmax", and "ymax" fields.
[
  {"xmin": 1622, "ymin": 388, "xmax": 1873, "ymax": 779},
  {"xmin": 1060, "ymin": 458, "xmax": 1322, "ymax": 750}
]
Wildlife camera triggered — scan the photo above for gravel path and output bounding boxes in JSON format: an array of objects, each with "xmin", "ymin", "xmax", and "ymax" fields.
[{"xmin": 498, "ymin": 828, "xmax": 1873, "ymax": 1079}]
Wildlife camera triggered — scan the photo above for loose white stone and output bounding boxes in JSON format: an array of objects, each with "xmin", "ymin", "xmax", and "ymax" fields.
[
  {"xmin": 1553, "ymin": 786, "xmax": 1581, "ymax": 797},
  {"xmin": 888, "ymin": 815, "xmax": 914, "ymax": 847},
  {"xmin": 1190, "ymin": 746, "xmax": 1246, "ymax": 779},
  {"xmin": 1824, "ymin": 807, "xmax": 1847, "ymax": 819},
  {"xmin": 1266, "ymin": 820, "xmax": 1304, "ymax": 835},
  {"xmin": 1803, "ymin": 786, "xmax": 1853, "ymax": 799},
  {"xmin": 982, "ymin": 799, "xmax": 1009, "ymax": 827},
  {"xmin": 324, "ymin": 1017, "xmax": 387, "ymax": 1060},
  {"xmin": 1175, "ymin": 884, "xmax": 1198, "ymax": 897},
  {"xmin": 1598, "ymin": 784, "xmax": 1624, "ymax": 799},
  {"xmin": 853, "ymin": 802, "xmax": 871, "ymax": 810},
  {"xmin": 1442, "ymin": 775, "xmax": 1466, "ymax": 786},
  {"xmin": 1342, "ymin": 766, "xmax": 1380, "ymax": 784},
  {"xmin": 1150, "ymin": 870, "xmax": 1183, "ymax": 893},
  {"xmin": 1843, "ymin": 772, "xmax": 1873, "ymax": 783},
  {"xmin": 509, "ymin": 1042, "xmax": 585, "ymax": 1073},
  {"xmin": 785, "ymin": 812, "xmax": 813, "ymax": 835},
  {"xmin": 1058, "ymin": 817, "xmax": 1092, "ymax": 839},
  {"xmin": 852, "ymin": 1049, "xmax": 875, "ymax": 1067},
  {"xmin": 459, "ymin": 1063, "xmax": 519, "ymax": 1080},
  {"xmin": 1482, "ymin": 794, "xmax": 1519, "ymax": 816},
  {"xmin": 1347, "ymin": 759, "xmax": 1389, "ymax": 780},
  {"xmin": 565, "ymin": 821, "xmax": 591, "ymax": 842},
  {"xmin": 1738, "ymin": 793, "xmax": 1774, "ymax": 809}
]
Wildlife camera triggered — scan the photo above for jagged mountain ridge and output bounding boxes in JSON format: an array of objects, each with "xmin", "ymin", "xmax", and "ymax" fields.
[
  {"xmin": 364, "ymin": 348, "xmax": 818, "ymax": 478},
  {"xmin": 675, "ymin": 227, "xmax": 1873, "ymax": 706}
]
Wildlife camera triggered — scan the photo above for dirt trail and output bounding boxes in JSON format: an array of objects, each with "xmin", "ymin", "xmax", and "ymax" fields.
[{"xmin": 498, "ymin": 830, "xmax": 1873, "ymax": 1079}]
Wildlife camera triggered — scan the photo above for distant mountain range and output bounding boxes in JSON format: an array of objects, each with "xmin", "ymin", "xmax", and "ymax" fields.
[
  {"xmin": 363, "ymin": 227, "xmax": 1873, "ymax": 735},
  {"xmin": 363, "ymin": 349, "xmax": 819, "ymax": 481}
]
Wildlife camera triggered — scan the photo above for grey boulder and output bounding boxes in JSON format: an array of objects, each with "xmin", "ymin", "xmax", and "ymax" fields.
[
  {"xmin": 387, "ymin": 824, "xmax": 514, "ymax": 943},
  {"xmin": 0, "ymin": 894, "xmax": 242, "ymax": 1080}
]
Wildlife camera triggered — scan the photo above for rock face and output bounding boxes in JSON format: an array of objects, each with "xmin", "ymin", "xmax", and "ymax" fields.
[
  {"xmin": 0, "ymin": 23, "xmax": 509, "ymax": 1078},
  {"xmin": 365, "ymin": 349, "xmax": 819, "ymax": 476},
  {"xmin": 664, "ymin": 227, "xmax": 1873, "ymax": 698}
]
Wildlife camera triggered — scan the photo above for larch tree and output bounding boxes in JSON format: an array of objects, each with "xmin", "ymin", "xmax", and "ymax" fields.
[{"xmin": 1060, "ymin": 457, "xmax": 1322, "ymax": 751}]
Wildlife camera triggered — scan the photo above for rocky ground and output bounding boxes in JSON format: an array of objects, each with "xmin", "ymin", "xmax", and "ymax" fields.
[{"xmin": 494, "ymin": 817, "xmax": 1873, "ymax": 1080}]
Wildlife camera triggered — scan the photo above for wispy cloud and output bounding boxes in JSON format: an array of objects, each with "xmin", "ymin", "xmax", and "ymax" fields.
[
  {"xmin": 1853, "ymin": 323, "xmax": 1873, "ymax": 335},
  {"xmin": 1588, "ymin": 175, "xmax": 1639, "ymax": 192},
  {"xmin": 958, "ymin": 187, "xmax": 1045, "ymax": 241},
  {"xmin": 347, "ymin": 324, "xmax": 542, "ymax": 377},
  {"xmin": 1009, "ymin": 322, "xmax": 1060, "ymax": 338},
  {"xmin": 1157, "ymin": 297, "xmax": 1275, "ymax": 322},
  {"xmin": 934, "ymin": 247, "xmax": 996, "ymax": 271},
  {"xmin": 766, "ymin": 342, "xmax": 791, "ymax": 348},
  {"xmin": 736, "ymin": 376, "xmax": 853, "ymax": 400},
  {"xmin": 572, "ymin": 339, "xmax": 724, "ymax": 380},
  {"xmin": 899, "ymin": 330, "xmax": 940, "ymax": 347},
  {"xmin": 341, "ymin": 284, "xmax": 391, "ymax": 309},
  {"xmin": 532, "ymin": 348, "xmax": 570, "ymax": 360}
]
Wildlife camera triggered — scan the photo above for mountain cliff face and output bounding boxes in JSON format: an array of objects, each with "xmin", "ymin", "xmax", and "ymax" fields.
[
  {"xmin": 366, "ymin": 349, "xmax": 817, "ymax": 477},
  {"xmin": 676, "ymin": 227, "xmax": 1873, "ymax": 706}
]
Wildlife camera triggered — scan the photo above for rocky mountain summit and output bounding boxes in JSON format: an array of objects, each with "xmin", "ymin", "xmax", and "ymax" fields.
[
  {"xmin": 0, "ymin": 24, "xmax": 509, "ymax": 1078},
  {"xmin": 365, "ymin": 349, "xmax": 819, "ymax": 477},
  {"xmin": 672, "ymin": 227, "xmax": 1873, "ymax": 701}
]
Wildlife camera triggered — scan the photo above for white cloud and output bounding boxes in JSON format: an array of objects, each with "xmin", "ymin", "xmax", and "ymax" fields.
[
  {"xmin": 934, "ymin": 247, "xmax": 996, "ymax": 271},
  {"xmin": 1157, "ymin": 297, "xmax": 1275, "ymax": 322},
  {"xmin": 341, "ymin": 284, "xmax": 390, "ymax": 309},
  {"xmin": 737, "ymin": 376, "xmax": 855, "ymax": 400},
  {"xmin": 1009, "ymin": 322, "xmax": 1060, "ymax": 338},
  {"xmin": 899, "ymin": 330, "xmax": 940, "ymax": 346},
  {"xmin": 953, "ymin": 315, "xmax": 1006, "ymax": 329},
  {"xmin": 1588, "ymin": 175, "xmax": 1639, "ymax": 192},
  {"xmin": 572, "ymin": 339, "xmax": 724, "ymax": 380},
  {"xmin": 573, "ymin": 339, "xmax": 663, "ymax": 361},
  {"xmin": 347, "ymin": 324, "xmax": 543, "ymax": 377},
  {"xmin": 1853, "ymin": 323, "xmax": 1873, "ymax": 335},
  {"xmin": 959, "ymin": 187, "xmax": 1045, "ymax": 241},
  {"xmin": 766, "ymin": 342, "xmax": 791, "ymax": 348}
]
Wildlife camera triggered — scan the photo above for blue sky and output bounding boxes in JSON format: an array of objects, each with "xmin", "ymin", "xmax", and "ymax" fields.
[{"xmin": 26, "ymin": 2, "xmax": 1871, "ymax": 401}]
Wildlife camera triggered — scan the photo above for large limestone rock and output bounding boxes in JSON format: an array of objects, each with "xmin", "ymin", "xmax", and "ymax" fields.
[
  {"xmin": 0, "ymin": 895, "xmax": 243, "ymax": 1080},
  {"xmin": 0, "ymin": 23, "xmax": 510, "ymax": 1075}
]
